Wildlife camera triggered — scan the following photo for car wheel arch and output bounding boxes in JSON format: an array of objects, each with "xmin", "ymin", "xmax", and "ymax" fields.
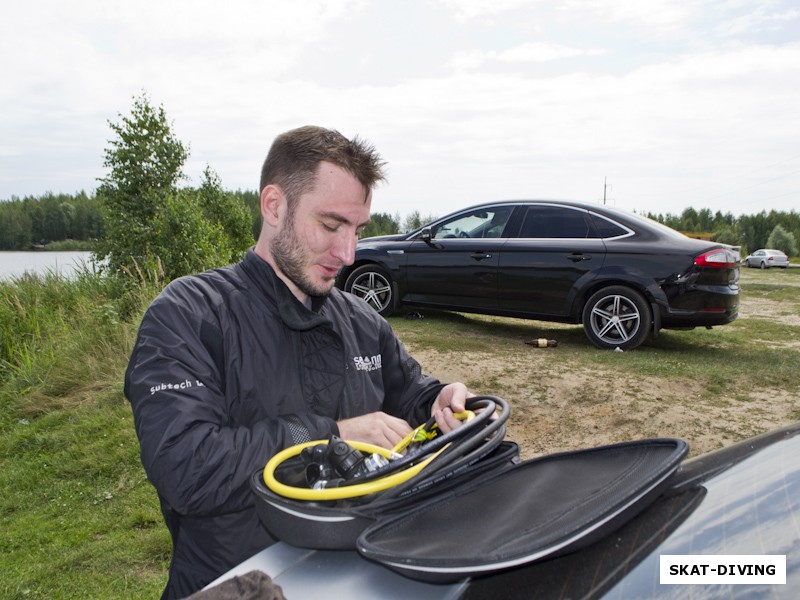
[{"xmin": 339, "ymin": 255, "xmax": 402, "ymax": 286}]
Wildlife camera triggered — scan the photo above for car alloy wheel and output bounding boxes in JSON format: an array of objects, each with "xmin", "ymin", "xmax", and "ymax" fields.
[
  {"xmin": 582, "ymin": 286, "xmax": 652, "ymax": 350},
  {"xmin": 344, "ymin": 264, "xmax": 395, "ymax": 317}
]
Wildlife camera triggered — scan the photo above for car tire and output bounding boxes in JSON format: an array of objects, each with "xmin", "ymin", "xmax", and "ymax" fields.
[
  {"xmin": 760, "ymin": 261, "xmax": 767, "ymax": 269},
  {"xmin": 344, "ymin": 264, "xmax": 396, "ymax": 317},
  {"xmin": 582, "ymin": 286, "xmax": 652, "ymax": 350}
]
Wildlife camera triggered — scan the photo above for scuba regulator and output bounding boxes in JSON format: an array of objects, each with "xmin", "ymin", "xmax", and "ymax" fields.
[{"xmin": 301, "ymin": 434, "xmax": 396, "ymax": 489}]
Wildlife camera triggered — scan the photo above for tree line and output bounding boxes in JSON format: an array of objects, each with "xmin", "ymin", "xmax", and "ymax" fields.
[
  {"xmin": 0, "ymin": 192, "xmax": 436, "ymax": 255},
  {"xmin": 0, "ymin": 191, "xmax": 103, "ymax": 249},
  {"xmin": 3, "ymin": 188, "xmax": 796, "ymax": 256},
  {"xmin": 645, "ymin": 207, "xmax": 799, "ymax": 257}
]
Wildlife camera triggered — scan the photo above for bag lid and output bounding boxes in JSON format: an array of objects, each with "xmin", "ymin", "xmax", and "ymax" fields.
[{"xmin": 356, "ymin": 438, "xmax": 688, "ymax": 583}]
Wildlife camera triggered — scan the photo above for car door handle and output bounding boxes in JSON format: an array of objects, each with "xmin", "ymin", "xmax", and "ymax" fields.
[
  {"xmin": 568, "ymin": 253, "xmax": 592, "ymax": 262},
  {"xmin": 471, "ymin": 252, "xmax": 493, "ymax": 261}
]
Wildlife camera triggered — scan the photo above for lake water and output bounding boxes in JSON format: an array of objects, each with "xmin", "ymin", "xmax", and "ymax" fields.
[{"xmin": 0, "ymin": 251, "xmax": 95, "ymax": 280}]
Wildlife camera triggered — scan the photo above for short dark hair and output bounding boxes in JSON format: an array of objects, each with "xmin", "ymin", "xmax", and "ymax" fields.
[{"xmin": 259, "ymin": 126, "xmax": 387, "ymax": 203}]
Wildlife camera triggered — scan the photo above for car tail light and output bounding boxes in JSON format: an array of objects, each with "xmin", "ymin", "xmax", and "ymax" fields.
[{"xmin": 694, "ymin": 248, "xmax": 738, "ymax": 268}]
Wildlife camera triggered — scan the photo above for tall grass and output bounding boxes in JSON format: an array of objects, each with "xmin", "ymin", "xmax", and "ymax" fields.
[{"xmin": 0, "ymin": 267, "xmax": 169, "ymax": 599}]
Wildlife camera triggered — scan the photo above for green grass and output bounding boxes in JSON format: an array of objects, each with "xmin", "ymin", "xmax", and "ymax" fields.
[
  {"xmin": 1, "ymin": 267, "xmax": 798, "ymax": 597},
  {"xmin": 1, "ymin": 404, "xmax": 169, "ymax": 598}
]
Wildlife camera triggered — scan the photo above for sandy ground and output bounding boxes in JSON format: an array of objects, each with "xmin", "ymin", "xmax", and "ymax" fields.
[{"xmin": 408, "ymin": 271, "xmax": 799, "ymax": 461}]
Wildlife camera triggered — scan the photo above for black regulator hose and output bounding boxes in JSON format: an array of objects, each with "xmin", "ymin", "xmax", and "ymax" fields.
[
  {"xmin": 339, "ymin": 395, "xmax": 499, "ymax": 486},
  {"xmin": 372, "ymin": 395, "xmax": 510, "ymax": 503}
]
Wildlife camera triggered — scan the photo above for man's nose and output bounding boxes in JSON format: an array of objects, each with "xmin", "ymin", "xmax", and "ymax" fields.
[{"xmin": 332, "ymin": 230, "xmax": 357, "ymax": 265}]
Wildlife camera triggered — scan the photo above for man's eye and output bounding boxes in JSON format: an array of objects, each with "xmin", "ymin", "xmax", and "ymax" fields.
[{"xmin": 322, "ymin": 222, "xmax": 339, "ymax": 232}]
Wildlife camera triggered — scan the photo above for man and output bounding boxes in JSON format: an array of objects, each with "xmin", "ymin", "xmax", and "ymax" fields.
[{"xmin": 125, "ymin": 126, "xmax": 471, "ymax": 598}]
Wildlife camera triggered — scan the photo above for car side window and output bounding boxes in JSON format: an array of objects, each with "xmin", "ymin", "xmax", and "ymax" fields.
[
  {"xmin": 432, "ymin": 207, "xmax": 513, "ymax": 239},
  {"xmin": 518, "ymin": 206, "xmax": 595, "ymax": 239}
]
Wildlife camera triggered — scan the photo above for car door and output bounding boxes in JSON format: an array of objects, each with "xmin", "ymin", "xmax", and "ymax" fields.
[
  {"xmin": 497, "ymin": 205, "xmax": 605, "ymax": 317},
  {"xmin": 401, "ymin": 206, "xmax": 514, "ymax": 311}
]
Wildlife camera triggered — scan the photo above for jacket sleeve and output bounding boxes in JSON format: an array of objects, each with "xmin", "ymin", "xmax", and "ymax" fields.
[
  {"xmin": 124, "ymin": 282, "xmax": 338, "ymax": 518},
  {"xmin": 375, "ymin": 316, "xmax": 445, "ymax": 426}
]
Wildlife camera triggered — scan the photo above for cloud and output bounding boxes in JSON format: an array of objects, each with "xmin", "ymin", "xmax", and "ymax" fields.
[
  {"xmin": 438, "ymin": 0, "xmax": 694, "ymax": 30},
  {"xmin": 450, "ymin": 41, "xmax": 606, "ymax": 70},
  {"xmin": 437, "ymin": 0, "xmax": 538, "ymax": 21},
  {"xmin": 558, "ymin": 0, "xmax": 694, "ymax": 30},
  {"xmin": 1, "ymin": 0, "xmax": 798, "ymax": 218},
  {"xmin": 717, "ymin": 6, "xmax": 800, "ymax": 37},
  {"xmin": 0, "ymin": 0, "xmax": 369, "ymax": 192},
  {"xmin": 362, "ymin": 41, "xmax": 800, "ymax": 216}
]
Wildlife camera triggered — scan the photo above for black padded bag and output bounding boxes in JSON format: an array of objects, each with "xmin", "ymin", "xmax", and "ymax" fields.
[
  {"xmin": 252, "ymin": 438, "xmax": 688, "ymax": 582},
  {"xmin": 356, "ymin": 438, "xmax": 688, "ymax": 582},
  {"xmin": 251, "ymin": 441, "xmax": 521, "ymax": 550}
]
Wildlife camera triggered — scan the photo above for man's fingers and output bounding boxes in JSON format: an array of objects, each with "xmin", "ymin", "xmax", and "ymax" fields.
[
  {"xmin": 434, "ymin": 407, "xmax": 465, "ymax": 434},
  {"xmin": 337, "ymin": 412, "xmax": 412, "ymax": 449}
]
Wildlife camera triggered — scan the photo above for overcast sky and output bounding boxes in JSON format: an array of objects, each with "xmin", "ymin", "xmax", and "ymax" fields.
[{"xmin": 1, "ymin": 0, "xmax": 798, "ymax": 219}]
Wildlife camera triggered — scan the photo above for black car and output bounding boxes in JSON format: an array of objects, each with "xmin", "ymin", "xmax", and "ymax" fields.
[{"xmin": 338, "ymin": 200, "xmax": 740, "ymax": 350}]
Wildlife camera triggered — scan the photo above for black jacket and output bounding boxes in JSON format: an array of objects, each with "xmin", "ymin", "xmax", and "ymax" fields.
[{"xmin": 125, "ymin": 249, "xmax": 443, "ymax": 598}]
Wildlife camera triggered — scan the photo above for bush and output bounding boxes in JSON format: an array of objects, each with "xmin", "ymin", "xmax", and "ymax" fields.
[
  {"xmin": 94, "ymin": 93, "xmax": 252, "ymax": 283},
  {"xmin": 766, "ymin": 224, "xmax": 798, "ymax": 256}
]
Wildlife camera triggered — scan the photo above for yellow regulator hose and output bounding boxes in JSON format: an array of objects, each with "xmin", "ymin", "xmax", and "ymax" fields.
[
  {"xmin": 263, "ymin": 411, "xmax": 476, "ymax": 502},
  {"xmin": 263, "ymin": 440, "xmax": 441, "ymax": 501}
]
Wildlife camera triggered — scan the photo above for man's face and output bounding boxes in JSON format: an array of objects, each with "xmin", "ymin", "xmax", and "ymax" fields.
[{"xmin": 270, "ymin": 162, "xmax": 371, "ymax": 301}]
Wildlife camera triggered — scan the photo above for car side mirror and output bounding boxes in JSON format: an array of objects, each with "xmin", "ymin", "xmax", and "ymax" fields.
[{"xmin": 420, "ymin": 227, "xmax": 440, "ymax": 248}]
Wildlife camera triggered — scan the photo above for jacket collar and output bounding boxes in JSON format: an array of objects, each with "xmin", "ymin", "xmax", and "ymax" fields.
[{"xmin": 241, "ymin": 248, "xmax": 332, "ymax": 332}]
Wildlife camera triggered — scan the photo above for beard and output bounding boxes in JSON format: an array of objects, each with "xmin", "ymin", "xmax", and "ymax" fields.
[{"xmin": 270, "ymin": 209, "xmax": 337, "ymax": 298}]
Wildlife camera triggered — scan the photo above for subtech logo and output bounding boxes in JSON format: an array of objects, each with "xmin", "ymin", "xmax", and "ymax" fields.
[{"xmin": 353, "ymin": 354, "xmax": 382, "ymax": 372}]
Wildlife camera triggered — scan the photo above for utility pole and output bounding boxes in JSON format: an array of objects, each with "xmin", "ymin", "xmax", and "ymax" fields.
[{"xmin": 603, "ymin": 177, "xmax": 612, "ymax": 205}]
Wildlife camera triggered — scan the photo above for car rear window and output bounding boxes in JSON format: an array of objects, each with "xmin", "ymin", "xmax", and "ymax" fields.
[{"xmin": 587, "ymin": 213, "xmax": 629, "ymax": 239}]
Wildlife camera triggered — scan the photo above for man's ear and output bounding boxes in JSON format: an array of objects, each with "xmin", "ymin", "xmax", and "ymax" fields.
[{"xmin": 260, "ymin": 184, "xmax": 285, "ymax": 227}]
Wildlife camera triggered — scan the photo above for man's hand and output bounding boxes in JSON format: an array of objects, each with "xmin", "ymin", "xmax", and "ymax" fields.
[
  {"xmin": 337, "ymin": 412, "xmax": 413, "ymax": 450},
  {"xmin": 431, "ymin": 382, "xmax": 474, "ymax": 434}
]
